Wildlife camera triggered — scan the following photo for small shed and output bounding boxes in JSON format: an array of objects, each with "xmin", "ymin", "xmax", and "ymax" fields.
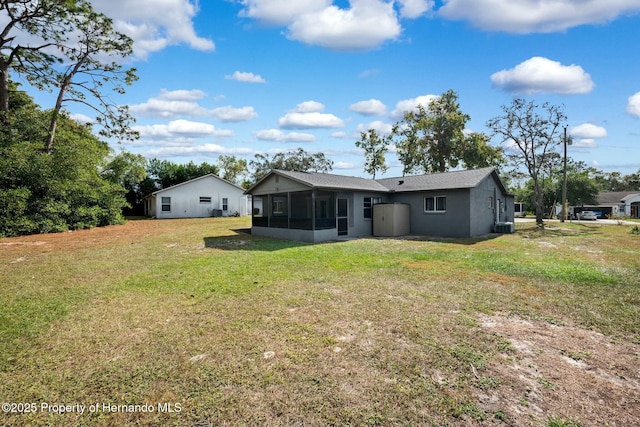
[{"xmin": 373, "ymin": 203, "xmax": 410, "ymax": 237}]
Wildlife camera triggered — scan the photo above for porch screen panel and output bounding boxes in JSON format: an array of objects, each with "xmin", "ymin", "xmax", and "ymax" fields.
[
  {"xmin": 290, "ymin": 191, "xmax": 313, "ymax": 230},
  {"xmin": 270, "ymin": 193, "xmax": 289, "ymax": 228},
  {"xmin": 252, "ymin": 195, "xmax": 268, "ymax": 227},
  {"xmin": 315, "ymin": 191, "xmax": 336, "ymax": 230}
]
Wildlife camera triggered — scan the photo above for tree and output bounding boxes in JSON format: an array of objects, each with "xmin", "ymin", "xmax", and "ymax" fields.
[
  {"xmin": 392, "ymin": 89, "xmax": 501, "ymax": 175},
  {"xmin": 217, "ymin": 155, "xmax": 248, "ymax": 185},
  {"xmin": 1, "ymin": 0, "xmax": 80, "ymax": 115},
  {"xmin": 487, "ymin": 99, "xmax": 566, "ymax": 225},
  {"xmin": 0, "ymin": 88, "xmax": 128, "ymax": 236},
  {"xmin": 146, "ymin": 158, "xmax": 219, "ymax": 190},
  {"xmin": 460, "ymin": 132, "xmax": 505, "ymax": 170},
  {"xmin": 249, "ymin": 148, "xmax": 333, "ymax": 182},
  {"xmin": 45, "ymin": 5, "xmax": 138, "ymax": 152},
  {"xmin": 101, "ymin": 151, "xmax": 147, "ymax": 214},
  {"xmin": 355, "ymin": 128, "xmax": 389, "ymax": 178}
]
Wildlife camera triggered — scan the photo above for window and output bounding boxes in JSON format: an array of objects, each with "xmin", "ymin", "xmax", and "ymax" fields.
[
  {"xmin": 424, "ymin": 196, "xmax": 446, "ymax": 212},
  {"xmin": 363, "ymin": 196, "xmax": 382, "ymax": 219},
  {"xmin": 488, "ymin": 197, "xmax": 494, "ymax": 209},
  {"xmin": 222, "ymin": 198, "xmax": 228, "ymax": 211},
  {"xmin": 200, "ymin": 196, "xmax": 211, "ymax": 203},
  {"xmin": 161, "ymin": 197, "xmax": 171, "ymax": 212}
]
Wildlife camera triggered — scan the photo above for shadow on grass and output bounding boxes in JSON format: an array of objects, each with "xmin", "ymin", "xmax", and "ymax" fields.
[{"xmin": 203, "ymin": 229, "xmax": 310, "ymax": 252}]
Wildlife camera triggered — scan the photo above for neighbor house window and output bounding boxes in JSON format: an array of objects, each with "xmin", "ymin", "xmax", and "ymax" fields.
[
  {"xmin": 161, "ymin": 197, "xmax": 171, "ymax": 212},
  {"xmin": 222, "ymin": 198, "xmax": 228, "ymax": 211},
  {"xmin": 363, "ymin": 196, "xmax": 382, "ymax": 219},
  {"xmin": 200, "ymin": 196, "xmax": 211, "ymax": 203},
  {"xmin": 424, "ymin": 196, "xmax": 446, "ymax": 212}
]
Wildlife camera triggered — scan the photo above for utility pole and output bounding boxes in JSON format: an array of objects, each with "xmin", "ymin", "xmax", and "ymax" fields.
[{"xmin": 561, "ymin": 126, "xmax": 568, "ymax": 222}]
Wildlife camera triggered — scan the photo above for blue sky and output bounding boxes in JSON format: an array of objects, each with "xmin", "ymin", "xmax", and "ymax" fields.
[{"xmin": 19, "ymin": 0, "xmax": 640, "ymax": 178}]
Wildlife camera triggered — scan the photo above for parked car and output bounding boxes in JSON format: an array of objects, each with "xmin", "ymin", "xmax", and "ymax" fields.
[{"xmin": 577, "ymin": 210, "xmax": 598, "ymax": 220}]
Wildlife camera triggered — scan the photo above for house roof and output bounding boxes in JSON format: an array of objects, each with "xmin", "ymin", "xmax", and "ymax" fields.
[
  {"xmin": 247, "ymin": 167, "xmax": 507, "ymax": 195},
  {"xmin": 271, "ymin": 170, "xmax": 390, "ymax": 192},
  {"xmin": 150, "ymin": 173, "xmax": 244, "ymax": 197},
  {"xmin": 376, "ymin": 167, "xmax": 502, "ymax": 193},
  {"xmin": 597, "ymin": 191, "xmax": 640, "ymax": 205}
]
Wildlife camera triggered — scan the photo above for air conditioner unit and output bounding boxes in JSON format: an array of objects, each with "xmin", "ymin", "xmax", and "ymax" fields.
[{"xmin": 494, "ymin": 222, "xmax": 514, "ymax": 233}]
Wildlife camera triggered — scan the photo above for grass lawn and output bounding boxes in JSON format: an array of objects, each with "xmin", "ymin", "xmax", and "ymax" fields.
[{"xmin": 1, "ymin": 217, "xmax": 639, "ymax": 426}]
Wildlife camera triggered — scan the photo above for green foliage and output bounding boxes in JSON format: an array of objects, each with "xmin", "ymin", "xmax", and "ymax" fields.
[
  {"xmin": 355, "ymin": 128, "xmax": 389, "ymax": 178},
  {"xmin": 217, "ymin": 154, "xmax": 249, "ymax": 185},
  {"xmin": 249, "ymin": 148, "xmax": 333, "ymax": 181},
  {"xmin": 392, "ymin": 89, "xmax": 500, "ymax": 175},
  {"xmin": 0, "ymin": 91, "xmax": 127, "ymax": 237}
]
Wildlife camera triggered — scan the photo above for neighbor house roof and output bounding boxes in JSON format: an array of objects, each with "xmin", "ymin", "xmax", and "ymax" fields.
[
  {"xmin": 247, "ymin": 167, "xmax": 507, "ymax": 195},
  {"xmin": 149, "ymin": 173, "xmax": 244, "ymax": 197},
  {"xmin": 596, "ymin": 191, "xmax": 640, "ymax": 205}
]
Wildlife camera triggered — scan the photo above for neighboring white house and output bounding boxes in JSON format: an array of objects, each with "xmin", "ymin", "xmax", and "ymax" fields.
[{"xmin": 145, "ymin": 174, "xmax": 249, "ymax": 218}]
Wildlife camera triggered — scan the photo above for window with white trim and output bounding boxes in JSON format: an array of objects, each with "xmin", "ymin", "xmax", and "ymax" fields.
[
  {"xmin": 424, "ymin": 196, "xmax": 446, "ymax": 212},
  {"xmin": 200, "ymin": 196, "xmax": 212, "ymax": 203},
  {"xmin": 222, "ymin": 198, "xmax": 229, "ymax": 211},
  {"xmin": 161, "ymin": 196, "xmax": 171, "ymax": 212}
]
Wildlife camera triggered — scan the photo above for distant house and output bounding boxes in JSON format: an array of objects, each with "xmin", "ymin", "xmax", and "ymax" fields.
[
  {"xmin": 245, "ymin": 167, "xmax": 514, "ymax": 243},
  {"xmin": 145, "ymin": 174, "xmax": 249, "ymax": 218},
  {"xmin": 580, "ymin": 191, "xmax": 640, "ymax": 218}
]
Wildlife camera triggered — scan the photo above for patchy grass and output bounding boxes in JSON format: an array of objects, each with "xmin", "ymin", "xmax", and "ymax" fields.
[{"xmin": 0, "ymin": 218, "xmax": 638, "ymax": 426}]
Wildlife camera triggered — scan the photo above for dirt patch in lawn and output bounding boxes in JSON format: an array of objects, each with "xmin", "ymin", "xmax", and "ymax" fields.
[{"xmin": 477, "ymin": 313, "xmax": 640, "ymax": 426}]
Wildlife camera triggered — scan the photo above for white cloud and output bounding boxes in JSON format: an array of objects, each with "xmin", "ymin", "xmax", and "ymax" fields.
[
  {"xmin": 277, "ymin": 100, "xmax": 345, "ymax": 129},
  {"xmin": 91, "ymin": 0, "xmax": 214, "ymax": 59},
  {"xmin": 212, "ymin": 106, "xmax": 258, "ymax": 122},
  {"xmin": 255, "ymin": 129, "xmax": 316, "ymax": 143},
  {"xmin": 294, "ymin": 101, "xmax": 326, "ymax": 113},
  {"xmin": 279, "ymin": 112, "xmax": 345, "ymax": 129},
  {"xmin": 130, "ymin": 90, "xmax": 210, "ymax": 118},
  {"xmin": 225, "ymin": 71, "xmax": 267, "ymax": 83},
  {"xmin": 334, "ymin": 161, "xmax": 358, "ymax": 169},
  {"xmin": 147, "ymin": 144, "xmax": 253, "ymax": 158},
  {"xmin": 70, "ymin": 113, "xmax": 94, "ymax": 124},
  {"xmin": 331, "ymin": 131, "xmax": 349, "ymax": 139},
  {"xmin": 570, "ymin": 123, "xmax": 608, "ymax": 139},
  {"xmin": 134, "ymin": 119, "xmax": 234, "ymax": 139},
  {"xmin": 397, "ymin": 0, "xmax": 433, "ymax": 18},
  {"xmin": 287, "ymin": 0, "xmax": 402, "ymax": 50},
  {"xmin": 240, "ymin": 0, "xmax": 426, "ymax": 50},
  {"xmin": 349, "ymin": 99, "xmax": 387, "ymax": 116},
  {"xmin": 490, "ymin": 57, "xmax": 594, "ymax": 95},
  {"xmin": 390, "ymin": 94, "xmax": 438, "ymax": 119},
  {"xmin": 238, "ymin": 0, "xmax": 332, "ymax": 25},
  {"xmin": 571, "ymin": 138, "xmax": 598, "ymax": 148},
  {"xmin": 627, "ymin": 92, "xmax": 640, "ymax": 118},
  {"xmin": 356, "ymin": 120, "xmax": 394, "ymax": 135},
  {"xmin": 438, "ymin": 0, "xmax": 640, "ymax": 33}
]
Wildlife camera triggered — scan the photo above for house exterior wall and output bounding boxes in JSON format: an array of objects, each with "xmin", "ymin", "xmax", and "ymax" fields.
[
  {"xmin": 469, "ymin": 175, "xmax": 514, "ymax": 236},
  {"xmin": 390, "ymin": 189, "xmax": 471, "ymax": 238},
  {"xmin": 251, "ymin": 174, "xmax": 310, "ymax": 195},
  {"xmin": 152, "ymin": 176, "xmax": 247, "ymax": 219}
]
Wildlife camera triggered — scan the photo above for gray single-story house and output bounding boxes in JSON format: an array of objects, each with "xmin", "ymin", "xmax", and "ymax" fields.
[{"xmin": 245, "ymin": 167, "xmax": 514, "ymax": 243}]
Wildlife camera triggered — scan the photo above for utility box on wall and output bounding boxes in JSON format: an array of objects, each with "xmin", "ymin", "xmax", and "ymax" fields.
[{"xmin": 373, "ymin": 203, "xmax": 410, "ymax": 237}]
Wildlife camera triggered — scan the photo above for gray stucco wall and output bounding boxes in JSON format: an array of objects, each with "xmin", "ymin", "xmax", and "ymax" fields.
[{"xmin": 390, "ymin": 189, "xmax": 471, "ymax": 238}]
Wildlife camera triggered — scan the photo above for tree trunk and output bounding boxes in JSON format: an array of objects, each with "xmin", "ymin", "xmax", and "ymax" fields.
[
  {"xmin": 533, "ymin": 178, "xmax": 544, "ymax": 225},
  {"xmin": 0, "ymin": 65, "xmax": 9, "ymax": 112}
]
